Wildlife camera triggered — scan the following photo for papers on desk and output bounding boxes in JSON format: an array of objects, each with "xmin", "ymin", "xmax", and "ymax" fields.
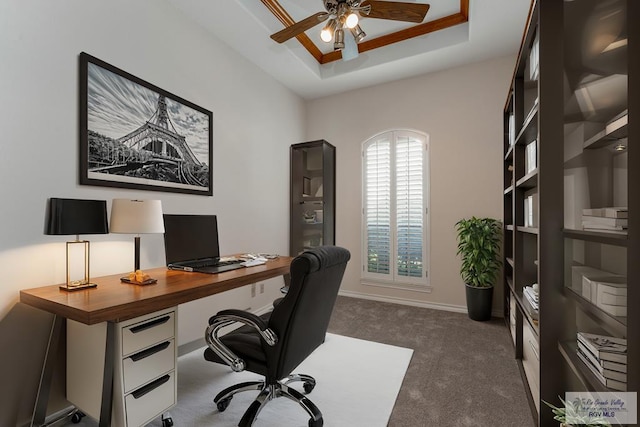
[
  {"xmin": 239, "ymin": 254, "xmax": 270, "ymax": 267},
  {"xmin": 241, "ymin": 258, "xmax": 267, "ymax": 267}
]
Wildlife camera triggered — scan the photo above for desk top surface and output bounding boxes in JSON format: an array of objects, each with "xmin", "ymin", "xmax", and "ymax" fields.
[{"xmin": 20, "ymin": 256, "xmax": 293, "ymax": 325}]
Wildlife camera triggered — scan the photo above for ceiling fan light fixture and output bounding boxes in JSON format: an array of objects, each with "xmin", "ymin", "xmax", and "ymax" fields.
[
  {"xmin": 334, "ymin": 28, "xmax": 345, "ymax": 50},
  {"xmin": 320, "ymin": 19, "xmax": 337, "ymax": 42},
  {"xmin": 345, "ymin": 12, "xmax": 359, "ymax": 29},
  {"xmin": 350, "ymin": 24, "xmax": 366, "ymax": 43}
]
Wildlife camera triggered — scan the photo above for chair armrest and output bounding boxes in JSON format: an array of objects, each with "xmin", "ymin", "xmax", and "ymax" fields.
[{"xmin": 205, "ymin": 309, "xmax": 278, "ymax": 372}]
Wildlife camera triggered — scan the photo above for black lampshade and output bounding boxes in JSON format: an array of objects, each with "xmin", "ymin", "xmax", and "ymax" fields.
[{"xmin": 45, "ymin": 198, "xmax": 109, "ymax": 235}]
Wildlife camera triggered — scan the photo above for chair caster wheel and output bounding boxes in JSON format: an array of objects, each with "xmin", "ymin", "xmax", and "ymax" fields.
[
  {"xmin": 303, "ymin": 381, "xmax": 315, "ymax": 394},
  {"xmin": 308, "ymin": 417, "xmax": 323, "ymax": 427},
  {"xmin": 71, "ymin": 411, "xmax": 85, "ymax": 424},
  {"xmin": 161, "ymin": 413, "xmax": 174, "ymax": 427},
  {"xmin": 71, "ymin": 411, "xmax": 85, "ymax": 423},
  {"xmin": 217, "ymin": 397, "xmax": 232, "ymax": 412}
]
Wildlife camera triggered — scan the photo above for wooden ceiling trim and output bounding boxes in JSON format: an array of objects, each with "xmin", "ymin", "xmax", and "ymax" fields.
[
  {"xmin": 260, "ymin": 0, "xmax": 294, "ymax": 27},
  {"xmin": 260, "ymin": 0, "xmax": 324, "ymax": 62},
  {"xmin": 461, "ymin": 0, "xmax": 470, "ymax": 19},
  {"xmin": 321, "ymin": 12, "xmax": 469, "ymax": 64},
  {"xmin": 263, "ymin": 0, "xmax": 470, "ymax": 65},
  {"xmin": 356, "ymin": 13, "xmax": 468, "ymax": 54}
]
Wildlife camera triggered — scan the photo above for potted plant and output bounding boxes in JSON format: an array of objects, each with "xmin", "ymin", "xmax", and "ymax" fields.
[
  {"xmin": 544, "ymin": 397, "xmax": 611, "ymax": 426},
  {"xmin": 455, "ymin": 217, "xmax": 502, "ymax": 321}
]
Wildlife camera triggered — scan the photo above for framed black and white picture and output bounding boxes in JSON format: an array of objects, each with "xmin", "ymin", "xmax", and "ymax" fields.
[{"xmin": 79, "ymin": 52, "xmax": 213, "ymax": 196}]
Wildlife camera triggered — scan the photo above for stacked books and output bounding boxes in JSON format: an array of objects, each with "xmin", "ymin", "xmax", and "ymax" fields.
[
  {"xmin": 523, "ymin": 284, "xmax": 539, "ymax": 320},
  {"xmin": 582, "ymin": 207, "xmax": 628, "ymax": 232},
  {"xmin": 577, "ymin": 332, "xmax": 627, "ymax": 391}
]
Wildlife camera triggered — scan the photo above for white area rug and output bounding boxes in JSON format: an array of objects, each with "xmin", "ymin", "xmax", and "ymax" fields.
[{"xmin": 150, "ymin": 333, "xmax": 413, "ymax": 427}]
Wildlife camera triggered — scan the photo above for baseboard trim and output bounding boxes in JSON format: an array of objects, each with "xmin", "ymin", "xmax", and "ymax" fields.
[
  {"xmin": 339, "ymin": 290, "xmax": 504, "ymax": 318},
  {"xmin": 338, "ymin": 290, "xmax": 468, "ymax": 313}
]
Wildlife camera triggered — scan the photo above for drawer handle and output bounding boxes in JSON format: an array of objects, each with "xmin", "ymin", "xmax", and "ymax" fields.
[
  {"xmin": 130, "ymin": 315, "xmax": 171, "ymax": 334},
  {"xmin": 131, "ymin": 374, "xmax": 171, "ymax": 399},
  {"xmin": 130, "ymin": 341, "xmax": 171, "ymax": 362},
  {"xmin": 528, "ymin": 340, "xmax": 540, "ymax": 361}
]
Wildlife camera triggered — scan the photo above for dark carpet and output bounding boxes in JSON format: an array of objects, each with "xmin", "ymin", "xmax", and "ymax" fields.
[{"xmin": 327, "ymin": 296, "xmax": 534, "ymax": 427}]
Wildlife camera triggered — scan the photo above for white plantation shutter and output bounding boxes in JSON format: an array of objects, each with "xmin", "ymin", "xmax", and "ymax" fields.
[
  {"xmin": 365, "ymin": 137, "xmax": 391, "ymax": 274},
  {"xmin": 396, "ymin": 135, "xmax": 423, "ymax": 278},
  {"xmin": 363, "ymin": 131, "xmax": 428, "ymax": 286}
]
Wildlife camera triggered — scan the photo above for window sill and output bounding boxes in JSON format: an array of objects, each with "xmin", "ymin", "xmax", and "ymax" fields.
[{"xmin": 360, "ymin": 279, "xmax": 432, "ymax": 293}]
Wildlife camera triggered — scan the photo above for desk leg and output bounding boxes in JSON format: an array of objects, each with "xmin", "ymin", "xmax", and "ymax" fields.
[
  {"xmin": 99, "ymin": 321, "xmax": 115, "ymax": 427},
  {"xmin": 31, "ymin": 315, "xmax": 64, "ymax": 427}
]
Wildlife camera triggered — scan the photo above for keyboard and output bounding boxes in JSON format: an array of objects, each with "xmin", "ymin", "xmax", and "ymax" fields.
[
  {"xmin": 192, "ymin": 259, "xmax": 242, "ymax": 268},
  {"xmin": 170, "ymin": 258, "xmax": 244, "ymax": 271}
]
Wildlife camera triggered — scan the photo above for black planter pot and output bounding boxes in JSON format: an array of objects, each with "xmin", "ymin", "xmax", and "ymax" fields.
[{"xmin": 465, "ymin": 284, "xmax": 493, "ymax": 321}]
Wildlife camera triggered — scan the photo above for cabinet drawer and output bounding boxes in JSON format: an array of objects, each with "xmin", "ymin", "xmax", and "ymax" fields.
[
  {"xmin": 123, "ymin": 339, "xmax": 175, "ymax": 393},
  {"xmin": 125, "ymin": 371, "xmax": 175, "ymax": 427},
  {"xmin": 122, "ymin": 312, "xmax": 175, "ymax": 356},
  {"xmin": 522, "ymin": 321, "xmax": 540, "ymax": 411}
]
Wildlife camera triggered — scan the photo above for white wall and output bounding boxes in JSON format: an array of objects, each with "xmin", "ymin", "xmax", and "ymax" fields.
[
  {"xmin": 306, "ymin": 56, "xmax": 514, "ymax": 311},
  {"xmin": 0, "ymin": 1, "xmax": 515, "ymax": 333},
  {"xmin": 0, "ymin": 0, "xmax": 305, "ymax": 340}
]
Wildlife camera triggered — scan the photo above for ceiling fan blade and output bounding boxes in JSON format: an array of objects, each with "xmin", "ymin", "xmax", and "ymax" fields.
[
  {"xmin": 270, "ymin": 11, "xmax": 330, "ymax": 43},
  {"xmin": 362, "ymin": 1, "xmax": 430, "ymax": 23}
]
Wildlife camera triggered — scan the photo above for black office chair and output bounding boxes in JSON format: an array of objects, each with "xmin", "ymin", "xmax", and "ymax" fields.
[{"xmin": 204, "ymin": 246, "xmax": 350, "ymax": 427}]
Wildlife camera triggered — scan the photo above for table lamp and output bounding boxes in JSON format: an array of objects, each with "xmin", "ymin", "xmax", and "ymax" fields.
[
  {"xmin": 45, "ymin": 198, "xmax": 109, "ymax": 291},
  {"xmin": 109, "ymin": 199, "xmax": 164, "ymax": 283}
]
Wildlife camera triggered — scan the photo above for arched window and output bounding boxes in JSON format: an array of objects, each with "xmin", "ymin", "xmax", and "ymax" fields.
[{"xmin": 362, "ymin": 130, "xmax": 429, "ymax": 289}]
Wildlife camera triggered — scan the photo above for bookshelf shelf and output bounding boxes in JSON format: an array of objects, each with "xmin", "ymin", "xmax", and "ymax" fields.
[
  {"xmin": 563, "ymin": 228, "xmax": 628, "ymax": 246},
  {"xmin": 584, "ymin": 112, "xmax": 628, "ymax": 150},
  {"xmin": 505, "ymin": 145, "xmax": 514, "ymax": 160},
  {"xmin": 513, "ymin": 289, "xmax": 539, "ymax": 337},
  {"xmin": 558, "ymin": 342, "xmax": 611, "ymax": 393},
  {"xmin": 515, "ymin": 106, "xmax": 539, "ymax": 146},
  {"xmin": 517, "ymin": 226, "xmax": 538, "ymax": 235},
  {"xmin": 516, "ymin": 169, "xmax": 538, "ymax": 189},
  {"xmin": 563, "ymin": 286, "xmax": 627, "ymax": 336}
]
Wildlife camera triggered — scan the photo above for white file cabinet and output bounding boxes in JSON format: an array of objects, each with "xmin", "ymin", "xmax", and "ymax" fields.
[{"xmin": 67, "ymin": 307, "xmax": 177, "ymax": 427}]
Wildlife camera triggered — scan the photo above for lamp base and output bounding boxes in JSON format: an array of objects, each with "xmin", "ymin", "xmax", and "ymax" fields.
[{"xmin": 59, "ymin": 282, "xmax": 98, "ymax": 291}]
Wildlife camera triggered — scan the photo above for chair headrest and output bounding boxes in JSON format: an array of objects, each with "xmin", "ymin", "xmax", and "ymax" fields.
[{"xmin": 294, "ymin": 246, "xmax": 351, "ymax": 273}]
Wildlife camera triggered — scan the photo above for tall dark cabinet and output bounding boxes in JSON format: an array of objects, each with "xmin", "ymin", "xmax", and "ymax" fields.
[
  {"xmin": 290, "ymin": 140, "xmax": 336, "ymax": 256},
  {"xmin": 503, "ymin": 0, "xmax": 637, "ymax": 424}
]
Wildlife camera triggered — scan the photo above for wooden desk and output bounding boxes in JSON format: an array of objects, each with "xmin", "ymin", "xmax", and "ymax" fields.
[{"xmin": 20, "ymin": 257, "xmax": 293, "ymax": 427}]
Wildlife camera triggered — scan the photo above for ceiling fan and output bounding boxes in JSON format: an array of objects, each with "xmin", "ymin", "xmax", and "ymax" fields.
[{"xmin": 270, "ymin": 0, "xmax": 430, "ymax": 52}]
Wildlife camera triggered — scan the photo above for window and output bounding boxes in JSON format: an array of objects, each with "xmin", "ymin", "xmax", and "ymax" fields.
[{"xmin": 362, "ymin": 130, "xmax": 429, "ymax": 288}]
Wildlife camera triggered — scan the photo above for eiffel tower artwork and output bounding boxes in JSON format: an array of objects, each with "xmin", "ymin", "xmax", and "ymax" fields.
[{"xmin": 80, "ymin": 53, "xmax": 212, "ymax": 195}]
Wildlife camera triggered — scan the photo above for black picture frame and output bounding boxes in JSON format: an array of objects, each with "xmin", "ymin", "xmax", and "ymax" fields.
[{"xmin": 79, "ymin": 52, "xmax": 213, "ymax": 196}]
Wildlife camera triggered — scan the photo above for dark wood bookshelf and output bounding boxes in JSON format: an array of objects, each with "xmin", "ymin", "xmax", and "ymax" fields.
[
  {"xmin": 290, "ymin": 140, "xmax": 335, "ymax": 256},
  {"xmin": 502, "ymin": 1, "xmax": 636, "ymax": 424}
]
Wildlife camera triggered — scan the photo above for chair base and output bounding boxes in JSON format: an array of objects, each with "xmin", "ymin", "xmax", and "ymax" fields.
[{"xmin": 214, "ymin": 373, "xmax": 323, "ymax": 427}]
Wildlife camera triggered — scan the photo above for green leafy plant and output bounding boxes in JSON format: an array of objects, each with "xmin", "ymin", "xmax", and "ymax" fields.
[
  {"xmin": 543, "ymin": 397, "xmax": 611, "ymax": 426},
  {"xmin": 455, "ymin": 217, "xmax": 502, "ymax": 288}
]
